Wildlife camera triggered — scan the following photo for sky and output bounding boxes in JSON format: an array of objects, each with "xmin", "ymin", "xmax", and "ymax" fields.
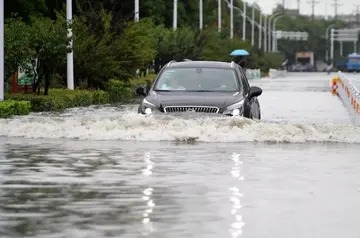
[{"xmin": 247, "ymin": 0, "xmax": 359, "ymax": 16}]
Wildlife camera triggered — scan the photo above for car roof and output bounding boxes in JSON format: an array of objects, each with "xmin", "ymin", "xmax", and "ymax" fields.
[{"xmin": 167, "ymin": 60, "xmax": 234, "ymax": 69}]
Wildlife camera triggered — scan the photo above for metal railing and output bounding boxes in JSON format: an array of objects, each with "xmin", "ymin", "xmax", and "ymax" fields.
[{"xmin": 331, "ymin": 72, "xmax": 360, "ymax": 126}]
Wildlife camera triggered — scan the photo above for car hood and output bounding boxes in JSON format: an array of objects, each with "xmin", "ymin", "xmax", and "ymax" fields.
[{"xmin": 145, "ymin": 91, "xmax": 243, "ymax": 108}]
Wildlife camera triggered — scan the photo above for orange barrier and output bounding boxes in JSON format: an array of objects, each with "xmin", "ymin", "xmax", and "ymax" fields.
[{"xmin": 332, "ymin": 72, "xmax": 360, "ymax": 125}]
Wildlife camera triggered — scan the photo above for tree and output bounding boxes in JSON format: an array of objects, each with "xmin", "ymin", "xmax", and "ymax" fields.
[
  {"xmin": 28, "ymin": 14, "xmax": 69, "ymax": 94},
  {"xmin": 4, "ymin": 17, "xmax": 34, "ymax": 80}
]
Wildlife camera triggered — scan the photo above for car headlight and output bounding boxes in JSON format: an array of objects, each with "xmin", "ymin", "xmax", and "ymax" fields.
[
  {"xmin": 142, "ymin": 98, "xmax": 156, "ymax": 114},
  {"xmin": 223, "ymin": 99, "xmax": 245, "ymax": 116}
]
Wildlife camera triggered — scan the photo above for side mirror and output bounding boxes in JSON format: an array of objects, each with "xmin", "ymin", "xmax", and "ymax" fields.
[
  {"xmin": 135, "ymin": 86, "xmax": 148, "ymax": 96},
  {"xmin": 249, "ymin": 86, "xmax": 262, "ymax": 98}
]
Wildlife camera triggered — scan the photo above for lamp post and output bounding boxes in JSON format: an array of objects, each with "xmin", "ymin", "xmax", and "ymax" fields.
[
  {"xmin": 0, "ymin": 0, "xmax": 3, "ymax": 100},
  {"xmin": 218, "ymin": 0, "xmax": 221, "ymax": 32},
  {"xmin": 258, "ymin": 13, "xmax": 262, "ymax": 49},
  {"xmin": 325, "ymin": 24, "xmax": 335, "ymax": 62},
  {"xmin": 66, "ymin": 0, "xmax": 74, "ymax": 90},
  {"xmin": 173, "ymin": 0, "xmax": 177, "ymax": 30},
  {"xmin": 230, "ymin": 0, "xmax": 234, "ymax": 39},
  {"xmin": 272, "ymin": 15, "xmax": 284, "ymax": 52},
  {"xmin": 268, "ymin": 13, "xmax": 282, "ymax": 52},
  {"xmin": 199, "ymin": 0, "xmax": 203, "ymax": 30},
  {"xmin": 263, "ymin": 15, "xmax": 267, "ymax": 52},
  {"xmin": 251, "ymin": 3, "xmax": 261, "ymax": 46},
  {"xmin": 242, "ymin": 1, "xmax": 246, "ymax": 40},
  {"xmin": 135, "ymin": 0, "xmax": 139, "ymax": 21}
]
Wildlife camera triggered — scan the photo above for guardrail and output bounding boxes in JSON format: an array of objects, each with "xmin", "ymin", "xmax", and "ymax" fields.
[
  {"xmin": 246, "ymin": 69, "xmax": 261, "ymax": 80},
  {"xmin": 269, "ymin": 68, "xmax": 287, "ymax": 78},
  {"xmin": 330, "ymin": 72, "xmax": 360, "ymax": 126}
]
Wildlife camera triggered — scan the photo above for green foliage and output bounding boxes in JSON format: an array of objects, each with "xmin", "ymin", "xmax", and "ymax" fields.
[
  {"xmin": 4, "ymin": 0, "xmax": 349, "ymax": 107},
  {"xmin": 199, "ymin": 29, "xmax": 252, "ymax": 62},
  {"xmin": 4, "ymin": 17, "xmax": 33, "ymax": 79},
  {"xmin": 70, "ymin": 10, "xmax": 121, "ymax": 88},
  {"xmin": 6, "ymin": 89, "xmax": 109, "ymax": 112},
  {"xmin": 114, "ymin": 18, "xmax": 157, "ymax": 78},
  {"xmin": 28, "ymin": 14, "xmax": 69, "ymax": 93},
  {"xmin": 0, "ymin": 100, "xmax": 32, "ymax": 118},
  {"xmin": 106, "ymin": 74, "xmax": 156, "ymax": 103}
]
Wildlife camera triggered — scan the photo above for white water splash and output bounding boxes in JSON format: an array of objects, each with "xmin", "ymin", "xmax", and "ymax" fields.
[{"xmin": 0, "ymin": 106, "xmax": 359, "ymax": 143}]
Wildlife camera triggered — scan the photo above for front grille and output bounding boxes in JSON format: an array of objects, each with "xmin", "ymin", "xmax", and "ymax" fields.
[{"xmin": 164, "ymin": 106, "xmax": 219, "ymax": 114}]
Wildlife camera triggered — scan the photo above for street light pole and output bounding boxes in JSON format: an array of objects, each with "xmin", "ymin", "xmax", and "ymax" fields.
[
  {"xmin": 218, "ymin": 0, "xmax": 221, "ymax": 32},
  {"xmin": 135, "ymin": 0, "xmax": 139, "ymax": 21},
  {"xmin": 173, "ymin": 0, "xmax": 177, "ymax": 30},
  {"xmin": 66, "ymin": 0, "xmax": 74, "ymax": 90},
  {"xmin": 258, "ymin": 13, "xmax": 262, "ymax": 49},
  {"xmin": 264, "ymin": 15, "xmax": 267, "ymax": 52},
  {"xmin": 330, "ymin": 28, "xmax": 334, "ymax": 66},
  {"xmin": 242, "ymin": 1, "xmax": 246, "ymax": 41},
  {"xmin": 251, "ymin": 6, "xmax": 255, "ymax": 45},
  {"xmin": 272, "ymin": 15, "xmax": 284, "ymax": 52},
  {"xmin": 230, "ymin": 0, "xmax": 234, "ymax": 39},
  {"xmin": 268, "ymin": 13, "xmax": 281, "ymax": 52},
  {"xmin": 0, "ymin": 0, "xmax": 4, "ymax": 100},
  {"xmin": 325, "ymin": 24, "xmax": 335, "ymax": 62},
  {"xmin": 199, "ymin": 0, "xmax": 203, "ymax": 30}
]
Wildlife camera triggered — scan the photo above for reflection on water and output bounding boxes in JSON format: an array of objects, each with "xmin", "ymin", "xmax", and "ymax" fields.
[
  {"xmin": 0, "ymin": 139, "xmax": 360, "ymax": 238},
  {"xmin": 142, "ymin": 152, "xmax": 155, "ymax": 236},
  {"xmin": 229, "ymin": 153, "xmax": 244, "ymax": 237}
]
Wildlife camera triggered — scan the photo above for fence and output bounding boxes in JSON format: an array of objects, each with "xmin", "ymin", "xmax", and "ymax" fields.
[
  {"xmin": 269, "ymin": 69, "xmax": 287, "ymax": 78},
  {"xmin": 246, "ymin": 69, "xmax": 261, "ymax": 80},
  {"xmin": 330, "ymin": 72, "xmax": 360, "ymax": 126}
]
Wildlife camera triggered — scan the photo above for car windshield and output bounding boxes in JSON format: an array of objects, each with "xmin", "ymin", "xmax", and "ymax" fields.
[{"xmin": 154, "ymin": 67, "xmax": 240, "ymax": 92}]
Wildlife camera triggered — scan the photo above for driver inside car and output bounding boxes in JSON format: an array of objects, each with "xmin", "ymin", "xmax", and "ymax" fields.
[{"xmin": 159, "ymin": 74, "xmax": 186, "ymax": 90}]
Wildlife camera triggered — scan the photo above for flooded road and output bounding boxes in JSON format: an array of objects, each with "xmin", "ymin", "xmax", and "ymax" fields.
[{"xmin": 0, "ymin": 73, "xmax": 360, "ymax": 237}]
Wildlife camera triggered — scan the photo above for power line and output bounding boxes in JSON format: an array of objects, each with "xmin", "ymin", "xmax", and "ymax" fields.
[
  {"xmin": 307, "ymin": 0, "xmax": 319, "ymax": 20},
  {"xmin": 332, "ymin": 0, "xmax": 342, "ymax": 20}
]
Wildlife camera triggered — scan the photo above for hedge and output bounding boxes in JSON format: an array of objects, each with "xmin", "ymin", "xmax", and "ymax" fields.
[
  {"xmin": 5, "ymin": 89, "xmax": 109, "ymax": 112},
  {"xmin": 0, "ymin": 74, "xmax": 155, "ymax": 118},
  {"xmin": 106, "ymin": 74, "xmax": 155, "ymax": 103},
  {"xmin": 0, "ymin": 100, "xmax": 31, "ymax": 118}
]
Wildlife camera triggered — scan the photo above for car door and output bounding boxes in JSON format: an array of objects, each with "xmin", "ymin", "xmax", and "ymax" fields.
[
  {"xmin": 236, "ymin": 66, "xmax": 250, "ymax": 96},
  {"xmin": 237, "ymin": 66, "xmax": 260, "ymax": 118}
]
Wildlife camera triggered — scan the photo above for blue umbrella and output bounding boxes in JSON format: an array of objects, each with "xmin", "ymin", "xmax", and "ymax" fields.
[{"xmin": 230, "ymin": 49, "xmax": 250, "ymax": 56}]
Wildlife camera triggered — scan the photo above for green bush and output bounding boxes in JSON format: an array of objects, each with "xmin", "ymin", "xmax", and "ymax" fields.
[
  {"xmin": 106, "ymin": 74, "xmax": 156, "ymax": 103},
  {"xmin": 6, "ymin": 89, "xmax": 109, "ymax": 112},
  {"xmin": 0, "ymin": 100, "xmax": 31, "ymax": 118}
]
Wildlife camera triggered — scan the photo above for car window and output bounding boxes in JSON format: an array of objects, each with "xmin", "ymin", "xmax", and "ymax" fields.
[
  {"xmin": 236, "ymin": 66, "xmax": 250, "ymax": 93},
  {"xmin": 153, "ymin": 67, "xmax": 241, "ymax": 92}
]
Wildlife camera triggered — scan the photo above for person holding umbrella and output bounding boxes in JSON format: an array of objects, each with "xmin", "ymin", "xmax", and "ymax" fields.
[{"xmin": 230, "ymin": 49, "xmax": 249, "ymax": 70}]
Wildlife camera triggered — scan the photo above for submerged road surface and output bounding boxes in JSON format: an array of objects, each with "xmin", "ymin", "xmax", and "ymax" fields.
[{"xmin": 0, "ymin": 72, "xmax": 359, "ymax": 238}]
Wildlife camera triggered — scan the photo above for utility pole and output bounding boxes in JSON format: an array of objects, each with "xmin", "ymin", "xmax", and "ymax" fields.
[
  {"xmin": 332, "ymin": 0, "xmax": 342, "ymax": 20},
  {"xmin": 356, "ymin": 4, "xmax": 360, "ymax": 27},
  {"xmin": 307, "ymin": 0, "xmax": 319, "ymax": 20},
  {"xmin": 0, "ymin": 0, "xmax": 3, "ymax": 100},
  {"xmin": 297, "ymin": 0, "xmax": 300, "ymax": 13}
]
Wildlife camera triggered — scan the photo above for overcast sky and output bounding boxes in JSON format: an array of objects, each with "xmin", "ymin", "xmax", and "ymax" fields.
[{"xmin": 247, "ymin": 0, "xmax": 359, "ymax": 16}]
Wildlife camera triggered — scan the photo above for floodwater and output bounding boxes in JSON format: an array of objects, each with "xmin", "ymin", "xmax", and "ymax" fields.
[
  {"xmin": 0, "ymin": 72, "xmax": 359, "ymax": 238},
  {"xmin": 342, "ymin": 72, "xmax": 360, "ymax": 90}
]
